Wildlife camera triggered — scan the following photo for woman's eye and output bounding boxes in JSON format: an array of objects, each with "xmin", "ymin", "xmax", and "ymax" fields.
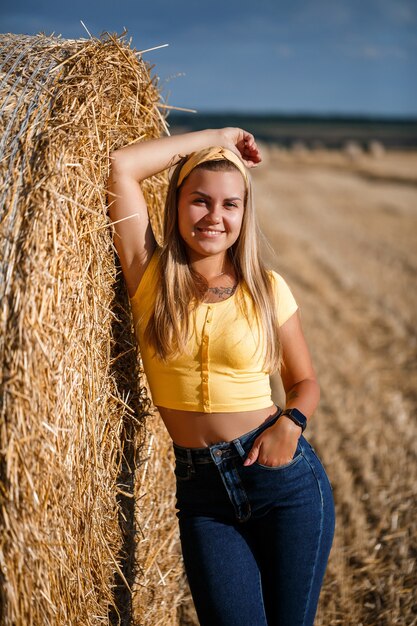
[
  {"xmin": 225, "ymin": 202, "xmax": 237, "ymax": 208},
  {"xmin": 195, "ymin": 198, "xmax": 207, "ymax": 204}
]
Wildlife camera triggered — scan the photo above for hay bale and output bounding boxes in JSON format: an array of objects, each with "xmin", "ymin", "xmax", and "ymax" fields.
[
  {"xmin": 0, "ymin": 31, "xmax": 185, "ymax": 625},
  {"xmin": 367, "ymin": 140, "xmax": 385, "ymax": 158},
  {"xmin": 343, "ymin": 140, "xmax": 363, "ymax": 162},
  {"xmin": 290, "ymin": 140, "xmax": 309, "ymax": 155}
]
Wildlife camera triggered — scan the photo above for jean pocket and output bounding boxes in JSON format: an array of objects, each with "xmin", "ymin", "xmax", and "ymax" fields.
[
  {"xmin": 254, "ymin": 449, "xmax": 304, "ymax": 471},
  {"xmin": 174, "ymin": 459, "xmax": 193, "ymax": 482}
]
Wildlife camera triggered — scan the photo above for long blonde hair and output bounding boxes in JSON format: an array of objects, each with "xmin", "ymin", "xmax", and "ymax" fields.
[{"xmin": 145, "ymin": 154, "xmax": 283, "ymax": 372}]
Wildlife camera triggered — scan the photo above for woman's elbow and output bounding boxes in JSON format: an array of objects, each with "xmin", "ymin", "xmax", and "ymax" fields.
[{"xmin": 109, "ymin": 150, "xmax": 124, "ymax": 172}]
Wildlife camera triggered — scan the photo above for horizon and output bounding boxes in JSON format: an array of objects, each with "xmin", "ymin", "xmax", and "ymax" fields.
[{"xmin": 167, "ymin": 109, "xmax": 417, "ymax": 121}]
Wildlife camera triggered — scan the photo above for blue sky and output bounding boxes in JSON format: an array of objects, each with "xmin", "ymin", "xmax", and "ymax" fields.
[{"xmin": 1, "ymin": 0, "xmax": 416, "ymax": 116}]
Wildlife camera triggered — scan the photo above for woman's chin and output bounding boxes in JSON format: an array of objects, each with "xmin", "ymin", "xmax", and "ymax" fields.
[{"xmin": 189, "ymin": 242, "xmax": 229, "ymax": 257}]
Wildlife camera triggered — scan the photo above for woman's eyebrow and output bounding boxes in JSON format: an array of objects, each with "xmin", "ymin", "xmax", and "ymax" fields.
[{"xmin": 189, "ymin": 190, "xmax": 242, "ymax": 201}]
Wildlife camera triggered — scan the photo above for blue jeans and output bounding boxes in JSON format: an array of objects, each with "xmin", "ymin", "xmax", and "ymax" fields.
[{"xmin": 173, "ymin": 407, "xmax": 335, "ymax": 626}]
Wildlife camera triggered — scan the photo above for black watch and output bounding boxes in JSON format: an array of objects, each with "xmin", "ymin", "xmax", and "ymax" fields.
[{"xmin": 280, "ymin": 408, "xmax": 307, "ymax": 432}]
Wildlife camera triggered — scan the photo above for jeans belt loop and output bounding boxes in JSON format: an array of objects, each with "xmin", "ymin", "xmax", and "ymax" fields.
[{"xmin": 186, "ymin": 448, "xmax": 195, "ymax": 473}]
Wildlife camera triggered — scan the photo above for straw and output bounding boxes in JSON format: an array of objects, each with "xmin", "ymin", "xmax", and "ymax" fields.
[{"xmin": 0, "ymin": 30, "xmax": 188, "ymax": 626}]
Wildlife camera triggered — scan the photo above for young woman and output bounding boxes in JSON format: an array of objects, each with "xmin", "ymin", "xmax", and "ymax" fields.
[{"xmin": 107, "ymin": 127, "xmax": 335, "ymax": 626}]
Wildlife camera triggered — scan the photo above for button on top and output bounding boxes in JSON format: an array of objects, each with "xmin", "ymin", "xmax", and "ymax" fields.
[{"xmin": 215, "ymin": 450, "xmax": 222, "ymax": 457}]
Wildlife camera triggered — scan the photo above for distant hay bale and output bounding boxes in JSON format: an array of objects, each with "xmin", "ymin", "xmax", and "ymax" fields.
[
  {"xmin": 0, "ymin": 31, "xmax": 186, "ymax": 625},
  {"xmin": 268, "ymin": 143, "xmax": 286, "ymax": 159},
  {"xmin": 367, "ymin": 140, "xmax": 385, "ymax": 158},
  {"xmin": 290, "ymin": 140, "xmax": 309, "ymax": 156},
  {"xmin": 343, "ymin": 140, "xmax": 363, "ymax": 162}
]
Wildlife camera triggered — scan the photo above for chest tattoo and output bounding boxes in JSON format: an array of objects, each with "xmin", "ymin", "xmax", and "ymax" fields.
[{"xmin": 207, "ymin": 284, "xmax": 237, "ymax": 299}]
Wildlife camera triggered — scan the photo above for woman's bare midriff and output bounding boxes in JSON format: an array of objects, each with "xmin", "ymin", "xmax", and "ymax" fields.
[{"xmin": 157, "ymin": 404, "xmax": 279, "ymax": 448}]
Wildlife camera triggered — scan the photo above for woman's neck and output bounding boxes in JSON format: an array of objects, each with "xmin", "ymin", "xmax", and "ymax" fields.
[{"xmin": 189, "ymin": 253, "xmax": 232, "ymax": 282}]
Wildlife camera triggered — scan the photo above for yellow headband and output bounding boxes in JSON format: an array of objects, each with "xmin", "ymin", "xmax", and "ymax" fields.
[{"xmin": 176, "ymin": 146, "xmax": 249, "ymax": 189}]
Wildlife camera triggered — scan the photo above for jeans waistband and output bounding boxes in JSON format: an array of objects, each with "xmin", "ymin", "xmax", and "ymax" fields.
[{"xmin": 173, "ymin": 405, "xmax": 283, "ymax": 465}]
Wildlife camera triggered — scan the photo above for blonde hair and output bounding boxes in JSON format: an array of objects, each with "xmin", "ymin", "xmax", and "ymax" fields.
[{"xmin": 145, "ymin": 153, "xmax": 283, "ymax": 373}]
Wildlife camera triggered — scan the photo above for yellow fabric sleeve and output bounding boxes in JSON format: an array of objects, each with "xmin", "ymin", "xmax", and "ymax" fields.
[{"xmin": 270, "ymin": 270, "xmax": 299, "ymax": 326}]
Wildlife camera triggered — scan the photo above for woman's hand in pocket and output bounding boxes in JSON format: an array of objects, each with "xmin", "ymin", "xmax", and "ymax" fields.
[{"xmin": 243, "ymin": 416, "xmax": 302, "ymax": 467}]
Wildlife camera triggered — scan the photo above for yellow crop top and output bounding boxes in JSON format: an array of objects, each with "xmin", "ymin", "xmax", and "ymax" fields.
[{"xmin": 129, "ymin": 247, "xmax": 299, "ymax": 413}]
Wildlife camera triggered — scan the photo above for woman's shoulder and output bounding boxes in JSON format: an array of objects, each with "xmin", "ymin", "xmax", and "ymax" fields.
[{"xmin": 266, "ymin": 268, "xmax": 294, "ymax": 292}]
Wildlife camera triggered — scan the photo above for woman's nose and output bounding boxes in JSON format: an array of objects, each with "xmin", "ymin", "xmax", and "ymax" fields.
[{"xmin": 207, "ymin": 207, "xmax": 222, "ymax": 224}]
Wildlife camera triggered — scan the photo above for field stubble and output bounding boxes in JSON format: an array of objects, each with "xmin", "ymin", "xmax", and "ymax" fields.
[{"xmin": 254, "ymin": 146, "xmax": 417, "ymax": 625}]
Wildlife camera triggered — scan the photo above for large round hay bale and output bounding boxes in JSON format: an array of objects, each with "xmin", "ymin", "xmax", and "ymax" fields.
[{"xmin": 0, "ymin": 31, "xmax": 186, "ymax": 625}]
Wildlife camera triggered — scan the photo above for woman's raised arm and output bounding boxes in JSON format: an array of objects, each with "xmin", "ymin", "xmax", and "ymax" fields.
[{"xmin": 106, "ymin": 128, "xmax": 261, "ymax": 297}]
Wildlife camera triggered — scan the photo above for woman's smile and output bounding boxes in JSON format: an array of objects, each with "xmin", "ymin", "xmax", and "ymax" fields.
[{"xmin": 196, "ymin": 227, "xmax": 225, "ymax": 237}]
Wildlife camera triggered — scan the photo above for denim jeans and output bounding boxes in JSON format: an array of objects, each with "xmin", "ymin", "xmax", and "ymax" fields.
[{"xmin": 173, "ymin": 407, "xmax": 336, "ymax": 626}]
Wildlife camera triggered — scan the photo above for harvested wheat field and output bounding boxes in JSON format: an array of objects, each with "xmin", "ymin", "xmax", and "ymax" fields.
[{"xmin": 178, "ymin": 147, "xmax": 417, "ymax": 626}]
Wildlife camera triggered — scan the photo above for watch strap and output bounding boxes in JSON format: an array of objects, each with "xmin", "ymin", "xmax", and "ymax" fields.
[{"xmin": 280, "ymin": 407, "xmax": 308, "ymax": 432}]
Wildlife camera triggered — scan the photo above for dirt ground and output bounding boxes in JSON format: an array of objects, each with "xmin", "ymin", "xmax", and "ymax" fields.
[{"xmin": 179, "ymin": 146, "xmax": 417, "ymax": 625}]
